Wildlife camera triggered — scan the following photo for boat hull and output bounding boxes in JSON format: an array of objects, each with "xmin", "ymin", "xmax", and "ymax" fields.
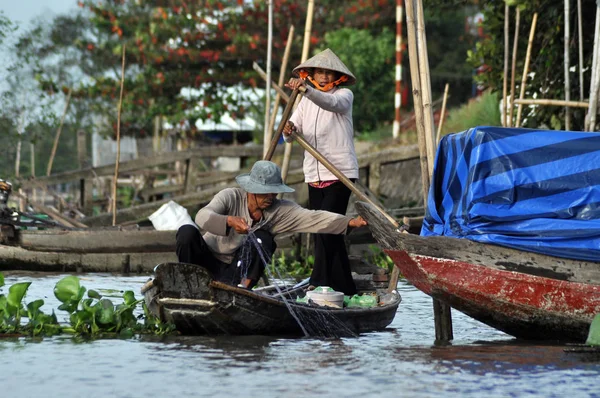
[
  {"xmin": 142, "ymin": 262, "xmax": 401, "ymax": 337},
  {"xmin": 355, "ymin": 201, "xmax": 600, "ymax": 343},
  {"xmin": 388, "ymin": 249, "xmax": 600, "ymax": 341}
]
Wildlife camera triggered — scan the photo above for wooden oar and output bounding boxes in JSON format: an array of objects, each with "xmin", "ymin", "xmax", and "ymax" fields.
[
  {"xmin": 264, "ymin": 87, "xmax": 305, "ymax": 161},
  {"xmin": 288, "ymin": 130, "xmax": 400, "ymax": 229}
]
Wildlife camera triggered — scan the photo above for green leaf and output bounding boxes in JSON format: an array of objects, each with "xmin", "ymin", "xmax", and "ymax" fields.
[
  {"xmin": 122, "ymin": 290, "xmax": 136, "ymax": 306},
  {"xmin": 27, "ymin": 299, "xmax": 45, "ymax": 314},
  {"xmin": 96, "ymin": 299, "xmax": 115, "ymax": 325},
  {"xmin": 88, "ymin": 289, "xmax": 102, "ymax": 300},
  {"xmin": 586, "ymin": 314, "xmax": 600, "ymax": 346},
  {"xmin": 7, "ymin": 282, "xmax": 31, "ymax": 308},
  {"xmin": 0, "ymin": 273, "xmax": 4, "ymax": 287},
  {"xmin": 54, "ymin": 276, "xmax": 83, "ymax": 303}
]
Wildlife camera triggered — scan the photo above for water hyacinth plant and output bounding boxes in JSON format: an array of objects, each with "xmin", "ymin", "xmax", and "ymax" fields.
[{"xmin": 0, "ymin": 273, "xmax": 175, "ymax": 338}]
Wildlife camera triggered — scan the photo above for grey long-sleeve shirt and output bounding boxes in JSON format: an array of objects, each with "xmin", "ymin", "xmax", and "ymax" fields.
[{"xmin": 195, "ymin": 187, "xmax": 351, "ymax": 264}]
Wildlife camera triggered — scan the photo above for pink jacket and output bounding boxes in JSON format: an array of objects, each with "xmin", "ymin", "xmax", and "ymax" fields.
[{"xmin": 287, "ymin": 86, "xmax": 359, "ymax": 183}]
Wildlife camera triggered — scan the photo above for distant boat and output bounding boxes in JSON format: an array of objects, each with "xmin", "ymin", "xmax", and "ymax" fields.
[
  {"xmin": 141, "ymin": 262, "xmax": 401, "ymax": 337},
  {"xmin": 0, "ymin": 227, "xmax": 176, "ymax": 272}
]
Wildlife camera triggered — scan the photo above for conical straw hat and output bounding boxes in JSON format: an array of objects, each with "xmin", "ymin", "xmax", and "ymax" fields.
[{"xmin": 292, "ymin": 48, "xmax": 356, "ymax": 86}]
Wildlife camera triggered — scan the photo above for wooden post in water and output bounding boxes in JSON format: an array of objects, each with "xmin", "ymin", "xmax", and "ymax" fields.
[{"xmin": 405, "ymin": 0, "xmax": 453, "ymax": 342}]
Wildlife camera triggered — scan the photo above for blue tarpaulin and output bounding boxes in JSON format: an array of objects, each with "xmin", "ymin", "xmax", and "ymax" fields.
[{"xmin": 421, "ymin": 126, "xmax": 600, "ymax": 261}]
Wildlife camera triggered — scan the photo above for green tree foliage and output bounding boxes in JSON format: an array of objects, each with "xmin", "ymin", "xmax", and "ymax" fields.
[
  {"xmin": 319, "ymin": 28, "xmax": 395, "ymax": 133},
  {"xmin": 468, "ymin": 0, "xmax": 598, "ymax": 130}
]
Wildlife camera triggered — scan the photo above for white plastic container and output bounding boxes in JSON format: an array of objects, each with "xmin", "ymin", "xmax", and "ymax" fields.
[
  {"xmin": 148, "ymin": 200, "xmax": 197, "ymax": 231},
  {"xmin": 306, "ymin": 287, "xmax": 344, "ymax": 308}
]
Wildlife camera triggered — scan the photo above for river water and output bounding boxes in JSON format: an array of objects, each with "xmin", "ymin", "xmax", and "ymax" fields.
[{"xmin": 2, "ymin": 272, "xmax": 599, "ymax": 397}]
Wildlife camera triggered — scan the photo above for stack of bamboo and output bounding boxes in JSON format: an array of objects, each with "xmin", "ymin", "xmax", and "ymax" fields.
[{"xmin": 503, "ymin": 2, "xmax": 600, "ymax": 131}]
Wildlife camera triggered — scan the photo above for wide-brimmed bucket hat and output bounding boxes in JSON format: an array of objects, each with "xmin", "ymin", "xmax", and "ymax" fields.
[
  {"xmin": 292, "ymin": 48, "xmax": 356, "ymax": 86},
  {"xmin": 235, "ymin": 161, "xmax": 295, "ymax": 194}
]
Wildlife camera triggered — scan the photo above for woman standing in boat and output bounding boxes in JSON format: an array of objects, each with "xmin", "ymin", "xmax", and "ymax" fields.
[{"xmin": 283, "ymin": 49, "xmax": 359, "ymax": 296}]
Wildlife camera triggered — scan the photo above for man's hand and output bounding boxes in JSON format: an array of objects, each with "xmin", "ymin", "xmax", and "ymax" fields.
[
  {"xmin": 348, "ymin": 216, "xmax": 367, "ymax": 228},
  {"xmin": 283, "ymin": 121, "xmax": 296, "ymax": 137},
  {"xmin": 227, "ymin": 216, "xmax": 250, "ymax": 234}
]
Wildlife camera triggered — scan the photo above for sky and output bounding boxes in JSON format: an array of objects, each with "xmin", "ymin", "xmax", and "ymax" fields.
[{"xmin": 3, "ymin": 0, "xmax": 76, "ymax": 26}]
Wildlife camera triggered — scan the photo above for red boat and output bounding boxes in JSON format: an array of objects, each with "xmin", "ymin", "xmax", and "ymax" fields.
[{"xmin": 356, "ymin": 201, "xmax": 600, "ymax": 343}]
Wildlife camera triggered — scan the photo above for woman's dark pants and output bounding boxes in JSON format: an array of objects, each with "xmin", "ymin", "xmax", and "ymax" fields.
[{"xmin": 308, "ymin": 182, "xmax": 357, "ymax": 295}]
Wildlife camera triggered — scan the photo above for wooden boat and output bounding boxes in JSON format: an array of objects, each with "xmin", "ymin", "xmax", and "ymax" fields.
[
  {"xmin": 0, "ymin": 226, "xmax": 177, "ymax": 272},
  {"xmin": 2, "ymin": 227, "xmax": 176, "ymax": 253},
  {"xmin": 141, "ymin": 262, "xmax": 401, "ymax": 337},
  {"xmin": 355, "ymin": 201, "xmax": 600, "ymax": 343}
]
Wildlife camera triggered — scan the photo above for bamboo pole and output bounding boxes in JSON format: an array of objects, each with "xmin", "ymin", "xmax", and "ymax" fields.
[
  {"xmin": 415, "ymin": 0, "xmax": 436, "ymax": 175},
  {"xmin": 587, "ymin": 6, "xmax": 600, "ymax": 132},
  {"xmin": 404, "ymin": 0, "xmax": 429, "ymax": 204},
  {"xmin": 30, "ymin": 142, "xmax": 36, "ymax": 203},
  {"xmin": 252, "ymin": 63, "xmax": 290, "ymax": 102},
  {"xmin": 289, "ymin": 130, "xmax": 398, "ymax": 228},
  {"xmin": 514, "ymin": 98, "xmax": 589, "ymax": 108},
  {"xmin": 301, "ymin": 0, "xmax": 315, "ymax": 64},
  {"xmin": 262, "ymin": 0, "xmax": 274, "ymax": 157},
  {"xmin": 565, "ymin": 0, "xmax": 572, "ymax": 130},
  {"xmin": 14, "ymin": 98, "xmax": 26, "ymax": 178},
  {"xmin": 435, "ymin": 83, "xmax": 449, "ymax": 143},
  {"xmin": 264, "ymin": 88, "xmax": 302, "ymax": 161},
  {"xmin": 508, "ymin": 8, "xmax": 520, "ymax": 127},
  {"xmin": 516, "ymin": 13, "xmax": 538, "ymax": 128},
  {"xmin": 577, "ymin": 0, "xmax": 584, "ymax": 101},
  {"xmin": 282, "ymin": 0, "xmax": 315, "ymax": 183},
  {"xmin": 503, "ymin": 4, "xmax": 510, "ymax": 127},
  {"xmin": 407, "ymin": 0, "xmax": 452, "ymax": 342},
  {"xmin": 46, "ymin": 88, "xmax": 72, "ymax": 176},
  {"xmin": 266, "ymin": 26, "xmax": 295, "ymax": 158},
  {"xmin": 112, "ymin": 45, "xmax": 126, "ymax": 226}
]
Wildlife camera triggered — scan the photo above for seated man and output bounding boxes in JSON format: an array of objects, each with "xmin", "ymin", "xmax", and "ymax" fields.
[{"xmin": 176, "ymin": 160, "xmax": 366, "ymax": 292}]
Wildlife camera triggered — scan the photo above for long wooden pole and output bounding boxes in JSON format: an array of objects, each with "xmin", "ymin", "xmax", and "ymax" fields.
[
  {"xmin": 262, "ymin": 0, "xmax": 274, "ymax": 157},
  {"xmin": 577, "ymin": 0, "xmax": 584, "ymax": 101},
  {"xmin": 564, "ymin": 0, "xmax": 572, "ymax": 130},
  {"xmin": 404, "ymin": 0, "xmax": 429, "ymax": 204},
  {"xmin": 112, "ymin": 45, "xmax": 126, "ymax": 226},
  {"xmin": 415, "ymin": 0, "xmax": 435, "ymax": 176},
  {"xmin": 587, "ymin": 6, "xmax": 600, "ymax": 132},
  {"xmin": 264, "ymin": 88, "xmax": 302, "ymax": 161},
  {"xmin": 289, "ymin": 130, "xmax": 398, "ymax": 228},
  {"xmin": 508, "ymin": 8, "xmax": 520, "ymax": 127},
  {"xmin": 266, "ymin": 26, "xmax": 295, "ymax": 157},
  {"xmin": 46, "ymin": 88, "xmax": 72, "ymax": 176},
  {"xmin": 514, "ymin": 98, "xmax": 589, "ymax": 108},
  {"xmin": 503, "ymin": 4, "xmax": 510, "ymax": 127},
  {"xmin": 435, "ymin": 83, "xmax": 449, "ymax": 143},
  {"xmin": 407, "ymin": 0, "xmax": 452, "ymax": 342},
  {"xmin": 516, "ymin": 13, "xmax": 538, "ymax": 128},
  {"xmin": 282, "ymin": 0, "xmax": 315, "ymax": 182},
  {"xmin": 252, "ymin": 63, "xmax": 290, "ymax": 103}
]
